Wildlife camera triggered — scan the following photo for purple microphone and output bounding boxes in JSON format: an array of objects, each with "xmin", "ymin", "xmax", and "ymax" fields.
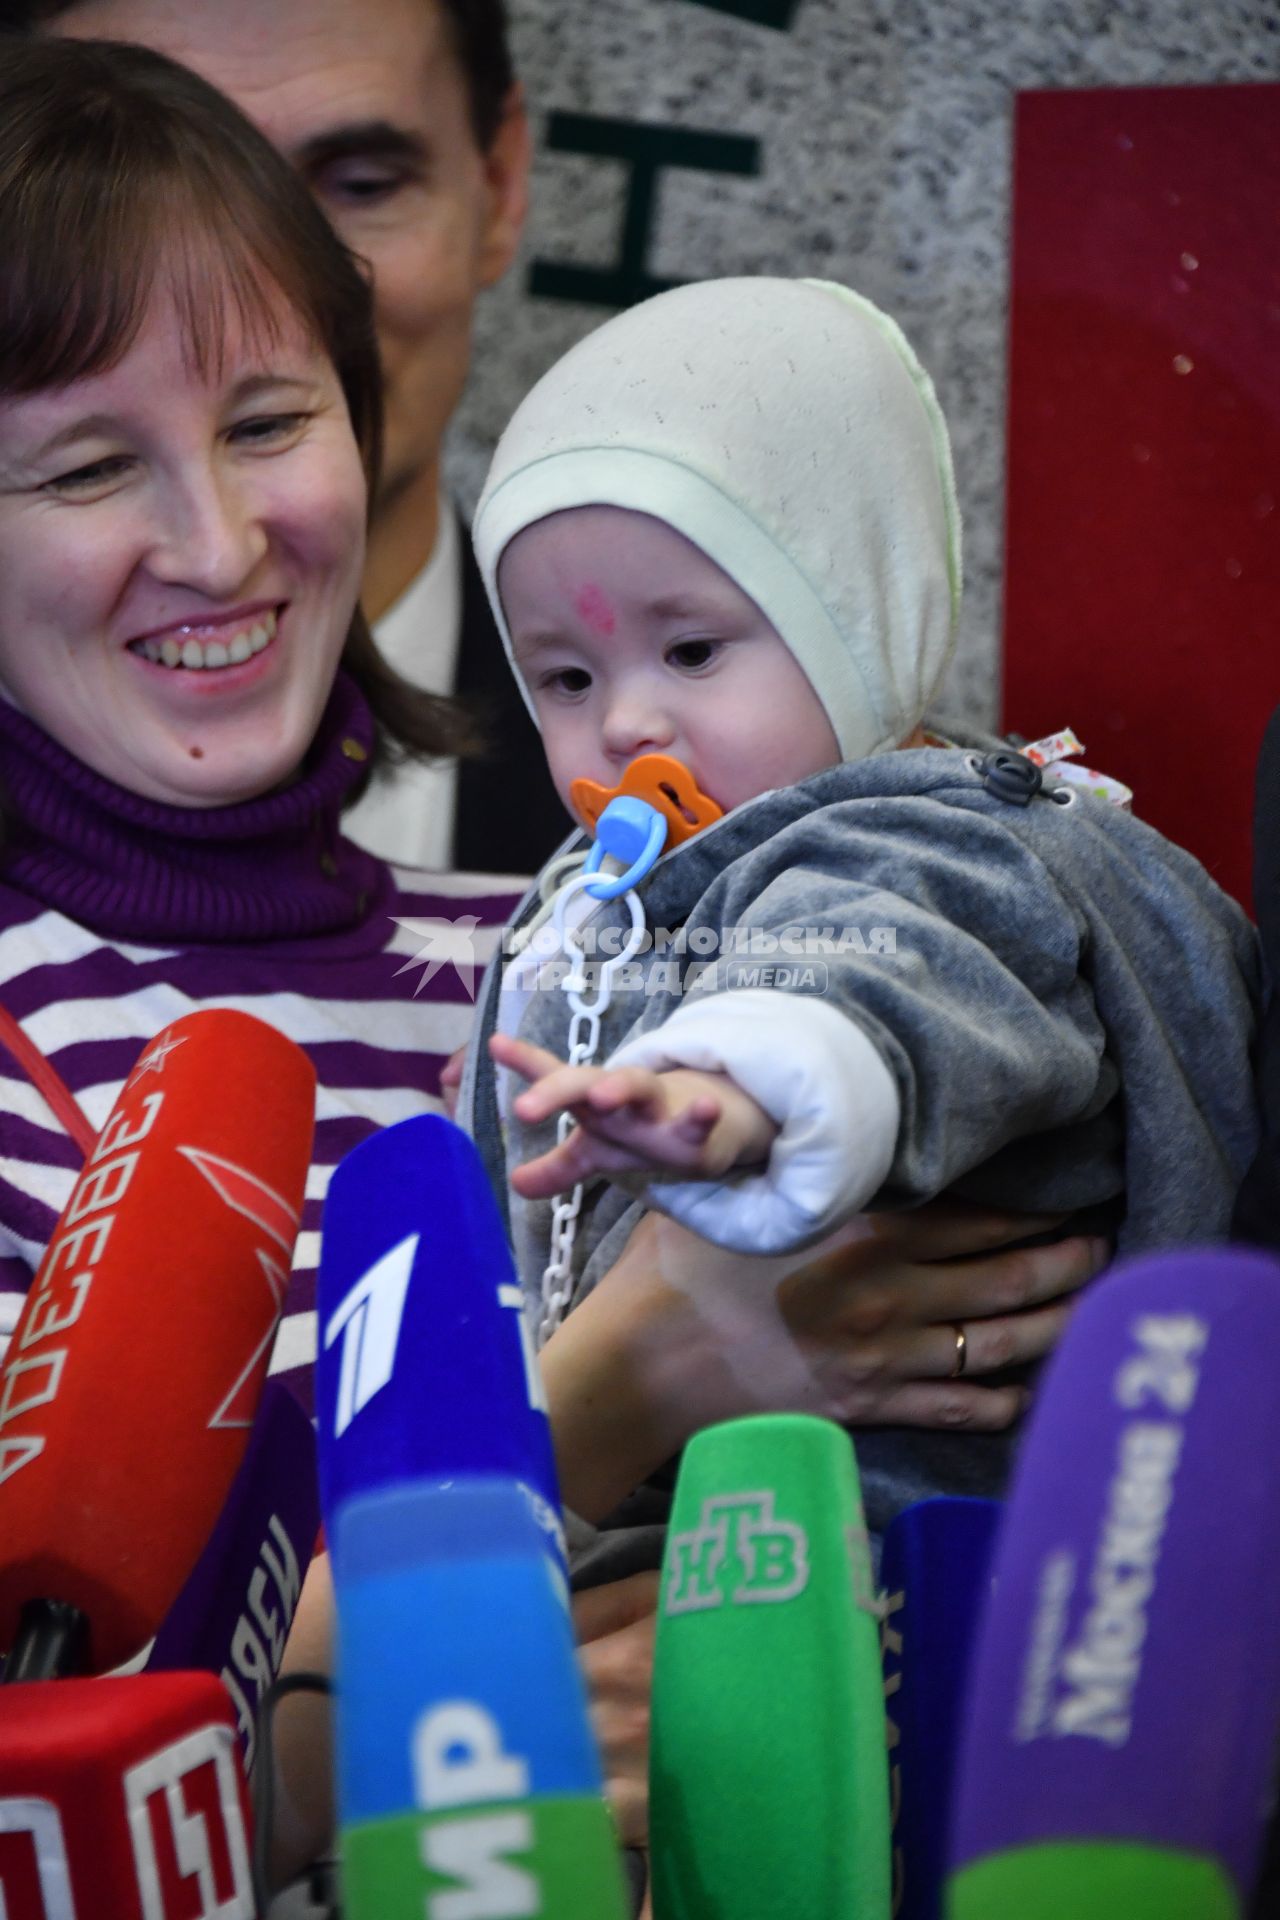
[{"xmin": 948, "ymin": 1246, "xmax": 1280, "ymax": 1920}]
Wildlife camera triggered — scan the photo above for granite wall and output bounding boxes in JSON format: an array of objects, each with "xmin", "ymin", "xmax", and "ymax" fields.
[{"xmin": 449, "ymin": 0, "xmax": 1279, "ymax": 725}]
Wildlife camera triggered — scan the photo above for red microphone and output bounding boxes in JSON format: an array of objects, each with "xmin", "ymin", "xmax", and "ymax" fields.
[
  {"xmin": 0, "ymin": 1010, "xmax": 316, "ymax": 1676},
  {"xmin": 0, "ymin": 1670, "xmax": 255, "ymax": 1920}
]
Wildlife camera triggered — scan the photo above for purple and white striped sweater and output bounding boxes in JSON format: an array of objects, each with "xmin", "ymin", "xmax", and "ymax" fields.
[{"xmin": 0, "ymin": 674, "xmax": 526, "ymax": 1411}]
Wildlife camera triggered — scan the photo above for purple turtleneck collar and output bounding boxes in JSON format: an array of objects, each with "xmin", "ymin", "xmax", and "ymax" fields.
[{"xmin": 0, "ymin": 672, "xmax": 393, "ymax": 943}]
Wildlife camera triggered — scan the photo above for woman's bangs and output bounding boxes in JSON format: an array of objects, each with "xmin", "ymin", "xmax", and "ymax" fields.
[
  {"xmin": 0, "ymin": 170, "xmax": 311, "ymax": 397},
  {"xmin": 160, "ymin": 198, "xmax": 310, "ymax": 383}
]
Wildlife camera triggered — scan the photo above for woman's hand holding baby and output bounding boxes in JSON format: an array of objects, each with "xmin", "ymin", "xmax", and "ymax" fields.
[
  {"xmin": 490, "ymin": 1033, "xmax": 778, "ymax": 1195},
  {"xmin": 542, "ymin": 1204, "xmax": 1108, "ymax": 1526}
]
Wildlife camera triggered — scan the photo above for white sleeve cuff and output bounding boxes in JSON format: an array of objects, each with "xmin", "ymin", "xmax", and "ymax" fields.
[{"xmin": 606, "ymin": 989, "xmax": 900, "ymax": 1254}]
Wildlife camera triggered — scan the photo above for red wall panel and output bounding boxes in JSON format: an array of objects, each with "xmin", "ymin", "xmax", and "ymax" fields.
[{"xmin": 1003, "ymin": 83, "xmax": 1280, "ymax": 910}]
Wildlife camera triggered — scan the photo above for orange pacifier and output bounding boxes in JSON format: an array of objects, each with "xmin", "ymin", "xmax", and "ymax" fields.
[
  {"xmin": 571, "ymin": 753, "xmax": 722, "ymax": 847},
  {"xmin": 570, "ymin": 754, "xmax": 723, "ymax": 901}
]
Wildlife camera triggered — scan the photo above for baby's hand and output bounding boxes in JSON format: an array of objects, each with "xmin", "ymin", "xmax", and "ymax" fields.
[{"xmin": 490, "ymin": 1033, "xmax": 778, "ymax": 1200}]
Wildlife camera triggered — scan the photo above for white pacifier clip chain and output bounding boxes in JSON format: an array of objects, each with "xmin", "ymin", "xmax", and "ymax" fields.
[{"xmin": 536, "ymin": 873, "xmax": 649, "ymax": 1347}]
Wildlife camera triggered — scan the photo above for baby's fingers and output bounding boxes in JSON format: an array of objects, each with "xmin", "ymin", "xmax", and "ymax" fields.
[
  {"xmin": 581, "ymin": 1067, "xmax": 666, "ymax": 1120},
  {"xmin": 511, "ymin": 1061, "xmax": 613, "ymax": 1124},
  {"xmin": 670, "ymin": 1095, "xmax": 721, "ymax": 1146},
  {"xmin": 518, "ymin": 1065, "xmax": 666, "ymax": 1129},
  {"xmin": 511, "ymin": 1127, "xmax": 641, "ymax": 1199},
  {"xmin": 489, "ymin": 1032, "xmax": 567, "ymax": 1086},
  {"xmin": 509, "ymin": 1142, "xmax": 580, "ymax": 1199}
]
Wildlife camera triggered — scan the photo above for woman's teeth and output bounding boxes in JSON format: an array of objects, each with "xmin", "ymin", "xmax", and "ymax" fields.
[{"xmin": 132, "ymin": 609, "xmax": 277, "ymax": 669}]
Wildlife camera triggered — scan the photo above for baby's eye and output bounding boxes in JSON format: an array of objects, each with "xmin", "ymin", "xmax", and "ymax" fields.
[
  {"xmin": 666, "ymin": 638, "xmax": 720, "ymax": 671},
  {"xmin": 539, "ymin": 666, "xmax": 593, "ymax": 697}
]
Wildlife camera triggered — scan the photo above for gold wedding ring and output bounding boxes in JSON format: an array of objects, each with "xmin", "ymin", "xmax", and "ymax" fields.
[{"xmin": 949, "ymin": 1323, "xmax": 968, "ymax": 1379}]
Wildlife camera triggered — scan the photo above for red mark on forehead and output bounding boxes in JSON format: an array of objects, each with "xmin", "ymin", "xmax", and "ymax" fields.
[{"xmin": 573, "ymin": 582, "xmax": 616, "ymax": 636}]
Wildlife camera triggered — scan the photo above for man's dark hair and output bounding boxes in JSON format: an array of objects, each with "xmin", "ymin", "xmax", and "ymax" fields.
[
  {"xmin": 7, "ymin": 0, "xmax": 516, "ymax": 151},
  {"xmin": 439, "ymin": 0, "xmax": 515, "ymax": 150},
  {"xmin": 0, "ymin": 35, "xmax": 479, "ymax": 778}
]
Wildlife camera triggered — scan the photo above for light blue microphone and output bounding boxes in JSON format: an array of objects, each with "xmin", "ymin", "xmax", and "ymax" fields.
[
  {"xmin": 316, "ymin": 1115, "xmax": 627, "ymax": 1917},
  {"xmin": 333, "ymin": 1478, "xmax": 627, "ymax": 1917}
]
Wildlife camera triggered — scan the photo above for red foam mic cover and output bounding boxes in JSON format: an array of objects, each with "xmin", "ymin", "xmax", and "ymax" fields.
[
  {"xmin": 0, "ymin": 1010, "xmax": 316, "ymax": 1672},
  {"xmin": 0, "ymin": 1670, "xmax": 254, "ymax": 1919}
]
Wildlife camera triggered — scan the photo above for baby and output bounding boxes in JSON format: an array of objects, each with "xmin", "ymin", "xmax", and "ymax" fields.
[{"xmin": 459, "ymin": 277, "xmax": 1258, "ymax": 1527}]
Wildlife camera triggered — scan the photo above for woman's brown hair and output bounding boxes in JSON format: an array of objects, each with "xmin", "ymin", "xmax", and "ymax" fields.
[{"xmin": 0, "ymin": 34, "xmax": 479, "ymax": 779}]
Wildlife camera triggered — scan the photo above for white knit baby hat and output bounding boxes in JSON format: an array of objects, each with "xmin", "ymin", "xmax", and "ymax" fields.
[{"xmin": 473, "ymin": 277, "xmax": 963, "ymax": 761}]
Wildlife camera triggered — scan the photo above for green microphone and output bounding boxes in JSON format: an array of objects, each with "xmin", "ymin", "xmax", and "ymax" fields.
[{"xmin": 650, "ymin": 1413, "xmax": 891, "ymax": 1918}]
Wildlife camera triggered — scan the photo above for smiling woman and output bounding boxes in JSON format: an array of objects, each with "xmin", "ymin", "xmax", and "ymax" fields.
[
  {"xmin": 0, "ymin": 34, "xmax": 484, "ymax": 805},
  {"xmin": 0, "ymin": 31, "xmax": 532, "ymax": 1890},
  {"xmin": 0, "ymin": 298, "xmax": 370, "ymax": 805},
  {"xmin": 0, "ymin": 38, "xmax": 521, "ymax": 1468},
  {"xmin": 42, "ymin": 0, "xmax": 532, "ymax": 629}
]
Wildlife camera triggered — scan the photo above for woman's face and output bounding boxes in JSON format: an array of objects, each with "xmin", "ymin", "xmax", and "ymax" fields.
[{"xmin": 0, "ymin": 283, "xmax": 367, "ymax": 806}]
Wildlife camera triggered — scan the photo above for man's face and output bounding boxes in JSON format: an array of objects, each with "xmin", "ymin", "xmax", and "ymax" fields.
[{"xmin": 54, "ymin": 0, "xmax": 529, "ymax": 518}]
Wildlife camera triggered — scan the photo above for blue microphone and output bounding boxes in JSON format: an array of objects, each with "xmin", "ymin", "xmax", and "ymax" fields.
[
  {"xmin": 314, "ymin": 1113, "xmax": 565, "ymax": 1578},
  {"xmin": 880, "ymin": 1497, "xmax": 1001, "ymax": 1920},
  {"xmin": 315, "ymin": 1116, "xmax": 627, "ymax": 1918}
]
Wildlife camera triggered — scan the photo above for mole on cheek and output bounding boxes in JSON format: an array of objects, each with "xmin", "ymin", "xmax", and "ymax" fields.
[
  {"xmin": 188, "ymin": 746, "xmax": 204, "ymax": 760},
  {"xmin": 573, "ymin": 583, "xmax": 616, "ymax": 636}
]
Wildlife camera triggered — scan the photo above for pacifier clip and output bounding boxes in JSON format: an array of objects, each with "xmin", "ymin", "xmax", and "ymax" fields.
[{"xmin": 534, "ymin": 756, "xmax": 722, "ymax": 1343}]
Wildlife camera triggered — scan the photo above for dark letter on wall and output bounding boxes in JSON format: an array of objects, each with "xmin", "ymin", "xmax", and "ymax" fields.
[
  {"xmin": 680, "ymin": 0, "xmax": 802, "ymax": 25},
  {"xmin": 529, "ymin": 115, "xmax": 760, "ymax": 310}
]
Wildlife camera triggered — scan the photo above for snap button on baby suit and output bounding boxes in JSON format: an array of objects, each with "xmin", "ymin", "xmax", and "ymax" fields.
[{"xmin": 975, "ymin": 750, "xmax": 1044, "ymax": 807}]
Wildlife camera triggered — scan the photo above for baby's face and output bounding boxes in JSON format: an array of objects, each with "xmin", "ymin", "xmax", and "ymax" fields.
[{"xmin": 498, "ymin": 506, "xmax": 840, "ymax": 819}]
